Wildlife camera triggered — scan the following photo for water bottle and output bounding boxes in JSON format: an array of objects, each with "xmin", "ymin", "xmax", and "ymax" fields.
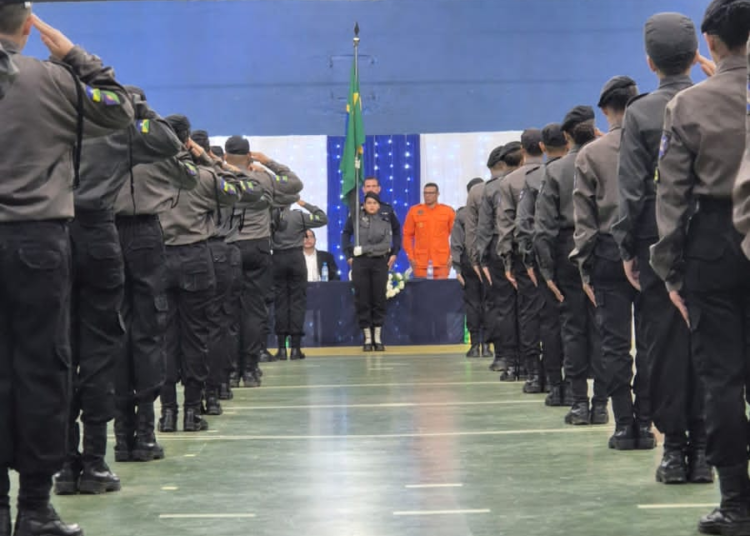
[
  {"xmin": 426, "ymin": 260, "xmax": 434, "ymax": 280},
  {"xmin": 321, "ymin": 262, "xmax": 329, "ymax": 282}
]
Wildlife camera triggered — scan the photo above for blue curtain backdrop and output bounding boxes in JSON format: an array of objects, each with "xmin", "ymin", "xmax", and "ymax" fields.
[{"xmin": 326, "ymin": 134, "xmax": 421, "ymax": 279}]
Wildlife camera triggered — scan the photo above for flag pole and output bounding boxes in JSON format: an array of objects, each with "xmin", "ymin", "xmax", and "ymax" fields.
[{"xmin": 353, "ymin": 22, "xmax": 361, "ymax": 248}]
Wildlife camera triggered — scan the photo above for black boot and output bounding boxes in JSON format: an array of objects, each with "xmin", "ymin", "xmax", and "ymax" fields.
[
  {"xmin": 562, "ymin": 378, "xmax": 575, "ymax": 406},
  {"xmin": 656, "ymin": 434, "xmax": 689, "ymax": 484},
  {"xmin": 481, "ymin": 343, "xmax": 492, "ymax": 358},
  {"xmin": 608, "ymin": 422, "xmax": 638, "ymax": 450},
  {"xmin": 522, "ymin": 356, "xmax": 542, "ymax": 393},
  {"xmin": 132, "ymin": 403, "xmax": 165, "ymax": 461},
  {"xmin": 589, "ymin": 401, "xmax": 609, "ymax": 425},
  {"xmin": 688, "ymin": 449, "xmax": 714, "ymax": 484},
  {"xmin": 544, "ymin": 384, "xmax": 564, "ymax": 406},
  {"xmin": 78, "ymin": 423, "xmax": 121, "ymax": 494},
  {"xmin": 183, "ymin": 407, "xmax": 209, "ymax": 432},
  {"xmin": 276, "ymin": 335, "xmax": 288, "ymax": 361},
  {"xmin": 218, "ymin": 383, "xmax": 233, "ymax": 401},
  {"xmin": 0, "ymin": 507, "xmax": 9, "ymax": 536},
  {"xmin": 204, "ymin": 388, "xmax": 223, "ymax": 416},
  {"xmin": 242, "ymin": 368, "xmax": 261, "ymax": 388},
  {"xmin": 636, "ymin": 424, "xmax": 657, "ymax": 450},
  {"xmin": 52, "ymin": 460, "xmax": 80, "ymax": 496},
  {"xmin": 228, "ymin": 371, "xmax": 240, "ymax": 388},
  {"xmin": 289, "ymin": 348, "xmax": 306, "ymax": 360},
  {"xmin": 466, "ymin": 344, "xmax": 481, "ymax": 358},
  {"xmin": 498, "ymin": 356, "xmax": 518, "ymax": 381},
  {"xmin": 564, "ymin": 401, "xmax": 590, "ymax": 425},
  {"xmin": 698, "ymin": 464, "xmax": 750, "ymax": 535},
  {"xmin": 489, "ymin": 355, "xmax": 506, "ymax": 372},
  {"xmin": 258, "ymin": 348, "xmax": 276, "ymax": 363},
  {"xmin": 362, "ymin": 328, "xmax": 373, "ymax": 352},
  {"xmin": 114, "ymin": 403, "xmax": 136, "ymax": 463},
  {"xmin": 158, "ymin": 408, "xmax": 177, "ymax": 434},
  {"xmin": 13, "ymin": 505, "xmax": 82, "ymax": 536}
]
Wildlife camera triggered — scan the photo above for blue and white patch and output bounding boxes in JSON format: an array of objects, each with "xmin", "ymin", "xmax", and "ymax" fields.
[{"xmin": 658, "ymin": 133, "xmax": 671, "ymax": 160}]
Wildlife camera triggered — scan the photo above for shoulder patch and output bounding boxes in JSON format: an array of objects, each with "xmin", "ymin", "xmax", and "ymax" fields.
[
  {"xmin": 658, "ymin": 133, "xmax": 671, "ymax": 160},
  {"xmin": 85, "ymin": 86, "xmax": 122, "ymax": 106},
  {"xmin": 184, "ymin": 162, "xmax": 198, "ymax": 176},
  {"xmin": 137, "ymin": 119, "xmax": 150, "ymax": 134}
]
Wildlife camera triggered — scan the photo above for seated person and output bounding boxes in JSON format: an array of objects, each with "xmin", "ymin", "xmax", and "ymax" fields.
[{"xmin": 304, "ymin": 229, "xmax": 340, "ymax": 281}]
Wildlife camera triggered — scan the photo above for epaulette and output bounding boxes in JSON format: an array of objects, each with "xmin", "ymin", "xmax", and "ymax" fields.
[{"xmin": 625, "ymin": 92, "xmax": 650, "ymax": 109}]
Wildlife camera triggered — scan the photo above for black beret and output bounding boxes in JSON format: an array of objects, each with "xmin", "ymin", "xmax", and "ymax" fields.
[
  {"xmin": 645, "ymin": 13, "xmax": 698, "ymax": 66},
  {"xmin": 190, "ymin": 130, "xmax": 211, "ymax": 152},
  {"xmin": 225, "ymin": 135, "xmax": 250, "ymax": 155},
  {"xmin": 487, "ymin": 145, "xmax": 505, "ymax": 168},
  {"xmin": 466, "ymin": 177, "xmax": 484, "ymax": 193},
  {"xmin": 364, "ymin": 191, "xmax": 381, "ymax": 204},
  {"xmin": 211, "ymin": 145, "xmax": 224, "ymax": 157},
  {"xmin": 165, "ymin": 114, "xmax": 191, "ymax": 143},
  {"xmin": 561, "ymin": 105, "xmax": 595, "ymax": 133},
  {"xmin": 520, "ymin": 129, "xmax": 543, "ymax": 152},
  {"xmin": 597, "ymin": 76, "xmax": 637, "ymax": 107},
  {"xmin": 541, "ymin": 123, "xmax": 567, "ymax": 148}
]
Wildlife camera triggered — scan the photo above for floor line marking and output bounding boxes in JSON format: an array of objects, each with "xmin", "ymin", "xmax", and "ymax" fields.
[
  {"xmin": 161, "ymin": 486, "xmax": 179, "ymax": 491},
  {"xmin": 405, "ymin": 483, "xmax": 464, "ymax": 489},
  {"xmin": 393, "ymin": 509, "xmax": 490, "ymax": 516},
  {"xmin": 241, "ymin": 381, "xmax": 509, "ymax": 390},
  {"xmin": 225, "ymin": 400, "xmax": 541, "ymax": 410},
  {"xmin": 637, "ymin": 504, "xmax": 716, "ymax": 510},
  {"xmin": 153, "ymin": 427, "xmax": 611, "ymax": 441},
  {"xmin": 183, "ymin": 454, "xmax": 197, "ymax": 457},
  {"xmin": 159, "ymin": 514, "xmax": 256, "ymax": 519}
]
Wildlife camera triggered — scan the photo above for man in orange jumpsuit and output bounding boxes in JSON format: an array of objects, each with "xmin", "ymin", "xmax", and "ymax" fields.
[{"xmin": 403, "ymin": 183, "xmax": 456, "ymax": 279}]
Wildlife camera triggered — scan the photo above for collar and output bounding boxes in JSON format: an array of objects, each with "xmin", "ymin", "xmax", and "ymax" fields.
[
  {"xmin": 524, "ymin": 156, "xmax": 544, "ymax": 166},
  {"xmin": 716, "ymin": 54, "xmax": 746, "ymax": 75},
  {"xmin": 658, "ymin": 74, "xmax": 693, "ymax": 90},
  {"xmin": 0, "ymin": 38, "xmax": 19, "ymax": 55}
]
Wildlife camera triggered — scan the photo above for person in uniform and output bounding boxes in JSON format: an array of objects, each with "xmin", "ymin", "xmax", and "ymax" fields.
[
  {"xmin": 465, "ymin": 177, "xmax": 492, "ymax": 358},
  {"xmin": 497, "ymin": 131, "xmax": 546, "ymax": 392},
  {"xmin": 535, "ymin": 106, "xmax": 608, "ymax": 426},
  {"xmin": 517, "ymin": 124, "xmax": 567, "ymax": 404},
  {"xmin": 613, "ymin": 12, "xmax": 711, "ymax": 483},
  {"xmin": 344, "ymin": 192, "xmax": 393, "ymax": 351},
  {"xmin": 271, "ymin": 200, "xmax": 329, "ymax": 360},
  {"xmin": 650, "ymin": 2, "xmax": 750, "ymax": 532},
  {"xmin": 451, "ymin": 178, "xmax": 486, "ymax": 358},
  {"xmin": 570, "ymin": 77, "xmax": 653, "ymax": 452},
  {"xmin": 223, "ymin": 137, "xmax": 303, "ymax": 379},
  {"xmin": 0, "ymin": 39, "xmax": 16, "ymax": 98},
  {"xmin": 53, "ymin": 88, "xmax": 183, "ymax": 496},
  {"xmin": 0, "ymin": 6, "xmax": 134, "ymax": 535},
  {"xmin": 475, "ymin": 143, "xmax": 523, "ymax": 380},
  {"xmin": 403, "ymin": 183, "xmax": 455, "ymax": 279},
  {"xmin": 158, "ymin": 117, "xmax": 260, "ymax": 433}
]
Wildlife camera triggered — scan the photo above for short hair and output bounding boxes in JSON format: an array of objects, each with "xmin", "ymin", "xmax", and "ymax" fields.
[
  {"xmin": 701, "ymin": 0, "xmax": 750, "ymax": 50},
  {"xmin": 521, "ymin": 129, "xmax": 544, "ymax": 157},
  {"xmin": 571, "ymin": 121, "xmax": 597, "ymax": 146},
  {"xmin": 466, "ymin": 177, "xmax": 483, "ymax": 193},
  {"xmin": 423, "ymin": 183, "xmax": 439, "ymax": 192},
  {"xmin": 0, "ymin": 4, "xmax": 30, "ymax": 35},
  {"xmin": 502, "ymin": 149, "xmax": 524, "ymax": 167},
  {"xmin": 363, "ymin": 176, "xmax": 380, "ymax": 185},
  {"xmin": 305, "ymin": 229, "xmax": 316, "ymax": 238}
]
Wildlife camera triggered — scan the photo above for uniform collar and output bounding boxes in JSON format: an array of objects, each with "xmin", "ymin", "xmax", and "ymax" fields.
[
  {"xmin": 0, "ymin": 38, "xmax": 19, "ymax": 54},
  {"xmin": 716, "ymin": 54, "xmax": 746, "ymax": 75},
  {"xmin": 658, "ymin": 74, "xmax": 693, "ymax": 90},
  {"xmin": 524, "ymin": 156, "xmax": 544, "ymax": 166}
]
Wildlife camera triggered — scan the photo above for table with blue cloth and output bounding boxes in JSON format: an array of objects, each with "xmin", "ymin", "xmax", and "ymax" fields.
[{"xmin": 269, "ymin": 279, "xmax": 465, "ymax": 347}]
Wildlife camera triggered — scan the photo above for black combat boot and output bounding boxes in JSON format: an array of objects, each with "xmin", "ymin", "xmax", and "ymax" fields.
[
  {"xmin": 562, "ymin": 378, "xmax": 575, "ymax": 406},
  {"xmin": 564, "ymin": 401, "xmax": 590, "ymax": 425},
  {"xmin": 13, "ymin": 505, "xmax": 82, "ymax": 536},
  {"xmin": 258, "ymin": 348, "xmax": 276, "ymax": 363},
  {"xmin": 481, "ymin": 343, "xmax": 492, "ymax": 358},
  {"xmin": 183, "ymin": 407, "xmax": 209, "ymax": 432},
  {"xmin": 466, "ymin": 333, "xmax": 480, "ymax": 358},
  {"xmin": 78, "ymin": 423, "xmax": 121, "ymax": 494},
  {"xmin": 204, "ymin": 388, "xmax": 223, "ymax": 416},
  {"xmin": 498, "ymin": 355, "xmax": 519, "ymax": 381},
  {"xmin": 228, "ymin": 371, "xmax": 240, "ymax": 388},
  {"xmin": 522, "ymin": 355, "xmax": 542, "ymax": 393},
  {"xmin": 545, "ymin": 384, "xmax": 564, "ymax": 406},
  {"xmin": 218, "ymin": 383, "xmax": 233, "ymax": 401},
  {"xmin": 636, "ymin": 423, "xmax": 657, "ymax": 450},
  {"xmin": 698, "ymin": 464, "xmax": 750, "ymax": 535},
  {"xmin": 132, "ymin": 403, "xmax": 165, "ymax": 461},
  {"xmin": 158, "ymin": 407, "xmax": 177, "ymax": 434},
  {"xmin": 687, "ymin": 428, "xmax": 714, "ymax": 484},
  {"xmin": 242, "ymin": 368, "xmax": 260, "ymax": 388},
  {"xmin": 656, "ymin": 434, "xmax": 688, "ymax": 484},
  {"xmin": 53, "ymin": 422, "xmax": 81, "ymax": 495},
  {"xmin": 608, "ymin": 422, "xmax": 638, "ymax": 450},
  {"xmin": 589, "ymin": 400, "xmax": 609, "ymax": 425},
  {"xmin": 362, "ymin": 328, "xmax": 373, "ymax": 352}
]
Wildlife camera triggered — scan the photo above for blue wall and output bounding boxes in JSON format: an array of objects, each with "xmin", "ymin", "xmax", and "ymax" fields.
[{"xmin": 30, "ymin": 0, "xmax": 708, "ymax": 136}]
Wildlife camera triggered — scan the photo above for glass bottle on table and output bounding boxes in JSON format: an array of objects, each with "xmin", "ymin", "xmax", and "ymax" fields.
[
  {"xmin": 321, "ymin": 262, "xmax": 329, "ymax": 282},
  {"xmin": 426, "ymin": 259, "xmax": 434, "ymax": 280}
]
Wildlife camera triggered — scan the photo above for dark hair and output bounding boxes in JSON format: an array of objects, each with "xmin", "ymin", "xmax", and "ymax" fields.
[
  {"xmin": 0, "ymin": 5, "xmax": 30, "ymax": 35},
  {"xmin": 571, "ymin": 121, "xmax": 597, "ymax": 146},
  {"xmin": 502, "ymin": 149, "xmax": 524, "ymax": 167},
  {"xmin": 655, "ymin": 51, "xmax": 698, "ymax": 76},
  {"xmin": 305, "ymin": 229, "xmax": 316, "ymax": 238},
  {"xmin": 190, "ymin": 130, "xmax": 211, "ymax": 152},
  {"xmin": 521, "ymin": 129, "xmax": 544, "ymax": 157},
  {"xmin": 165, "ymin": 114, "xmax": 191, "ymax": 143},
  {"xmin": 423, "ymin": 183, "xmax": 439, "ymax": 193},
  {"xmin": 702, "ymin": 0, "xmax": 750, "ymax": 49},
  {"xmin": 211, "ymin": 146, "xmax": 224, "ymax": 157},
  {"xmin": 541, "ymin": 123, "xmax": 567, "ymax": 148},
  {"xmin": 363, "ymin": 176, "xmax": 380, "ymax": 185},
  {"xmin": 600, "ymin": 86, "xmax": 639, "ymax": 112},
  {"xmin": 466, "ymin": 177, "xmax": 483, "ymax": 193}
]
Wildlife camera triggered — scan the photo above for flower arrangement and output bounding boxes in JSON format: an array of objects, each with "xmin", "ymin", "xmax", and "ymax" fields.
[{"xmin": 386, "ymin": 272, "xmax": 406, "ymax": 300}]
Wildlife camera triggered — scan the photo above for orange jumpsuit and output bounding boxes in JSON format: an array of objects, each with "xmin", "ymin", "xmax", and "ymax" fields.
[{"xmin": 403, "ymin": 203, "xmax": 455, "ymax": 279}]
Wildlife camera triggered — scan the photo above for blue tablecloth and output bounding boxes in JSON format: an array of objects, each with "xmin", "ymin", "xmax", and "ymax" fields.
[{"xmin": 268, "ymin": 279, "xmax": 465, "ymax": 347}]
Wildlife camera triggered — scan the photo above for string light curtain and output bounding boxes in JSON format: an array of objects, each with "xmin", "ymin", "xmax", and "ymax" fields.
[{"xmin": 326, "ymin": 134, "xmax": 421, "ymax": 279}]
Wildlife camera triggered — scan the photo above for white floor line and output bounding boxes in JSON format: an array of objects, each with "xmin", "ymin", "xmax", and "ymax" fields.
[
  {"xmin": 161, "ymin": 486, "xmax": 179, "ymax": 491},
  {"xmin": 251, "ymin": 381, "xmax": 507, "ymax": 390},
  {"xmin": 393, "ymin": 509, "xmax": 490, "ymax": 516},
  {"xmin": 405, "ymin": 483, "xmax": 463, "ymax": 489},
  {"xmin": 367, "ymin": 367, "xmax": 395, "ymax": 371},
  {"xmin": 225, "ymin": 400, "xmax": 540, "ymax": 410},
  {"xmin": 159, "ymin": 514, "xmax": 256, "ymax": 519},
  {"xmin": 153, "ymin": 427, "xmax": 610, "ymax": 442},
  {"xmin": 637, "ymin": 504, "xmax": 716, "ymax": 510}
]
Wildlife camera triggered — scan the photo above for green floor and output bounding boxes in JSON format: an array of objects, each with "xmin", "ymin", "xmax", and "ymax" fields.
[{"xmin": 46, "ymin": 353, "xmax": 719, "ymax": 535}]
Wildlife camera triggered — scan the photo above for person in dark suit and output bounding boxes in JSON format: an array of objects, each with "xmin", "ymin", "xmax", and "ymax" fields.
[{"xmin": 303, "ymin": 229, "xmax": 340, "ymax": 281}]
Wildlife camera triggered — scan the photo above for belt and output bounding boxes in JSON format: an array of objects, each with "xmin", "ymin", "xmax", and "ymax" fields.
[
  {"xmin": 75, "ymin": 208, "xmax": 115, "ymax": 225},
  {"xmin": 115, "ymin": 213, "xmax": 159, "ymax": 224}
]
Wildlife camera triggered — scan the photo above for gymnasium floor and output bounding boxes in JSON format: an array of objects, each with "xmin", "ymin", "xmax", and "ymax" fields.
[{"xmin": 44, "ymin": 348, "xmax": 718, "ymax": 535}]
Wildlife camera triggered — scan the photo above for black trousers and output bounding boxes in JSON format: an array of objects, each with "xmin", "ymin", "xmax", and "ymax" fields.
[
  {"xmin": 638, "ymin": 238, "xmax": 704, "ymax": 446},
  {"xmin": 514, "ymin": 255, "xmax": 543, "ymax": 370},
  {"xmin": 160, "ymin": 241, "xmax": 216, "ymax": 411},
  {"xmin": 591, "ymin": 243, "xmax": 638, "ymax": 426},
  {"xmin": 69, "ymin": 211, "xmax": 125, "ymax": 433},
  {"xmin": 632, "ymin": 293, "xmax": 651, "ymax": 425},
  {"xmin": 682, "ymin": 203, "xmax": 747, "ymax": 468},
  {"xmin": 116, "ymin": 215, "xmax": 168, "ymax": 408},
  {"xmin": 352, "ymin": 255, "xmax": 389, "ymax": 328},
  {"xmin": 460, "ymin": 259, "xmax": 488, "ymax": 344},
  {"xmin": 538, "ymin": 275, "xmax": 564, "ymax": 386},
  {"xmin": 273, "ymin": 248, "xmax": 308, "ymax": 339},
  {"xmin": 556, "ymin": 233, "xmax": 605, "ymax": 405},
  {"xmin": 0, "ymin": 221, "xmax": 72, "ymax": 476},
  {"xmin": 236, "ymin": 238, "xmax": 272, "ymax": 372},
  {"xmin": 486, "ymin": 238, "xmax": 518, "ymax": 359},
  {"xmin": 206, "ymin": 240, "xmax": 241, "ymax": 390}
]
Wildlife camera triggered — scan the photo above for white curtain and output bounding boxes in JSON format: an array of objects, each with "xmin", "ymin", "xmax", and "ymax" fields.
[
  {"xmin": 210, "ymin": 135, "xmax": 329, "ymax": 250},
  {"xmin": 420, "ymin": 131, "xmax": 524, "ymax": 212}
]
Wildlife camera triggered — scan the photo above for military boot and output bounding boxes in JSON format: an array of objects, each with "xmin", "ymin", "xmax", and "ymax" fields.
[
  {"xmin": 204, "ymin": 388, "xmax": 223, "ymax": 416},
  {"xmin": 522, "ymin": 355, "xmax": 542, "ymax": 393},
  {"xmin": 78, "ymin": 423, "xmax": 121, "ymax": 494},
  {"xmin": 53, "ymin": 422, "xmax": 81, "ymax": 495},
  {"xmin": 564, "ymin": 401, "xmax": 590, "ymax": 425},
  {"xmin": 114, "ymin": 404, "xmax": 136, "ymax": 463},
  {"xmin": 13, "ymin": 505, "xmax": 82, "ymax": 536},
  {"xmin": 183, "ymin": 407, "xmax": 209, "ymax": 432},
  {"xmin": 132, "ymin": 403, "xmax": 165, "ymax": 461},
  {"xmin": 698, "ymin": 464, "xmax": 750, "ymax": 535}
]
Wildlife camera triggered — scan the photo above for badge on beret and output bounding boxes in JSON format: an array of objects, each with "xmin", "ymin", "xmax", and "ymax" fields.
[{"xmin": 658, "ymin": 133, "xmax": 671, "ymax": 160}]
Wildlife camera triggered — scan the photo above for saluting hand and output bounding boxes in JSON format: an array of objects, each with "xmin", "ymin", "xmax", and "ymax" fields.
[
  {"xmin": 250, "ymin": 151, "xmax": 270, "ymax": 165},
  {"xmin": 698, "ymin": 54, "xmax": 716, "ymax": 78},
  {"xmin": 32, "ymin": 16, "xmax": 74, "ymax": 60}
]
